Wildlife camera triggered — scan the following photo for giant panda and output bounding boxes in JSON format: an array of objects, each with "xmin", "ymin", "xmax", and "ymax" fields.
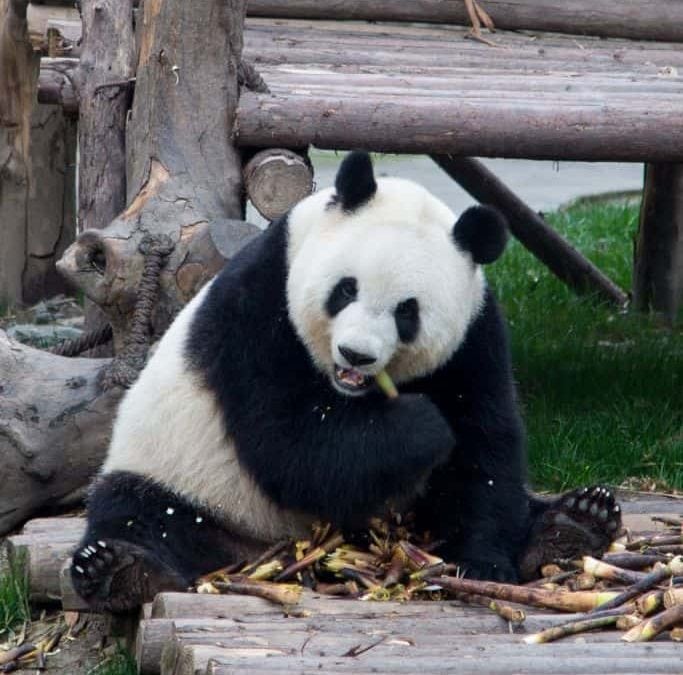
[{"xmin": 71, "ymin": 152, "xmax": 622, "ymax": 612}]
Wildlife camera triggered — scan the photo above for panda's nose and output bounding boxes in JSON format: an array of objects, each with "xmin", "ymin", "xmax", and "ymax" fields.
[{"xmin": 338, "ymin": 345, "xmax": 377, "ymax": 367}]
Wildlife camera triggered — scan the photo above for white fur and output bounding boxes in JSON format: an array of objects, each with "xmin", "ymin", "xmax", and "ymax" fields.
[
  {"xmin": 287, "ymin": 177, "xmax": 486, "ymax": 385},
  {"xmin": 103, "ymin": 281, "xmax": 312, "ymax": 542}
]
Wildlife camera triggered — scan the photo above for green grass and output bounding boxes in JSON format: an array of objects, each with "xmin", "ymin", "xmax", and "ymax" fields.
[
  {"xmin": 487, "ymin": 199, "xmax": 683, "ymax": 493},
  {"xmin": 88, "ymin": 643, "xmax": 137, "ymax": 675},
  {"xmin": 0, "ymin": 552, "xmax": 30, "ymax": 636}
]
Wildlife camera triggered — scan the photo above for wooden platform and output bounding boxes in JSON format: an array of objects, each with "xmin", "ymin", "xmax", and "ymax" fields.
[
  {"xmin": 236, "ymin": 18, "xmax": 683, "ymax": 161},
  {"xmin": 1, "ymin": 494, "xmax": 681, "ymax": 674},
  {"xmin": 149, "ymin": 590, "xmax": 681, "ymax": 675}
]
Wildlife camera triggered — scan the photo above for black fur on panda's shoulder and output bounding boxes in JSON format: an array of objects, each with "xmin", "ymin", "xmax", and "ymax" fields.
[{"xmin": 186, "ymin": 216, "xmax": 453, "ymax": 528}]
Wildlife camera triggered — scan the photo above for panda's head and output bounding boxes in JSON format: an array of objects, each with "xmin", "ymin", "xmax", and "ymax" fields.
[{"xmin": 286, "ymin": 152, "xmax": 508, "ymax": 397}]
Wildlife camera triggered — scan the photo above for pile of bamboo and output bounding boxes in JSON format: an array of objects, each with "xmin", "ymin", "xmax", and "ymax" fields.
[{"xmin": 195, "ymin": 514, "xmax": 683, "ymax": 644}]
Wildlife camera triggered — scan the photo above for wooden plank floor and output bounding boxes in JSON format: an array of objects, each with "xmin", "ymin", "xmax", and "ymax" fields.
[
  {"xmin": 2, "ymin": 495, "xmax": 680, "ymax": 674},
  {"xmin": 151, "ymin": 591, "xmax": 682, "ymax": 675}
]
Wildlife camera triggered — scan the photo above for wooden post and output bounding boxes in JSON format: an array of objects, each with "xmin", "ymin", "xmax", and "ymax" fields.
[
  {"xmin": 75, "ymin": 0, "xmax": 134, "ymax": 233},
  {"xmin": 633, "ymin": 164, "xmax": 683, "ymax": 323},
  {"xmin": 0, "ymin": 0, "xmax": 77, "ymax": 307},
  {"xmin": 432, "ymin": 155, "xmax": 629, "ymax": 306}
]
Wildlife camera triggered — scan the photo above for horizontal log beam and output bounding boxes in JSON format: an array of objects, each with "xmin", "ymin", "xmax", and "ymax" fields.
[
  {"xmin": 37, "ymin": 56, "xmax": 78, "ymax": 112},
  {"xmin": 431, "ymin": 155, "xmax": 629, "ymax": 305},
  {"xmin": 234, "ymin": 93, "xmax": 683, "ymax": 163},
  {"xmin": 247, "ymin": 0, "xmax": 683, "ymax": 42}
]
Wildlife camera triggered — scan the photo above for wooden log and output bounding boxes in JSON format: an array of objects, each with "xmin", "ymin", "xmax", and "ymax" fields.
[
  {"xmin": 25, "ymin": 2, "xmax": 79, "ymax": 52},
  {"xmin": 165, "ymin": 642, "xmax": 683, "ymax": 675},
  {"xmin": 234, "ymin": 93, "xmax": 683, "ymax": 163},
  {"xmin": 246, "ymin": 0, "xmax": 683, "ymax": 42},
  {"xmin": 2, "ymin": 517, "xmax": 84, "ymax": 603},
  {"xmin": 633, "ymin": 163, "xmax": 683, "ymax": 324},
  {"xmin": 36, "ymin": 56, "xmax": 77, "ymax": 112},
  {"xmin": 0, "ymin": 332, "xmax": 120, "ymax": 536},
  {"xmin": 243, "ymin": 148, "xmax": 313, "ymax": 220},
  {"xmin": 431, "ymin": 155, "xmax": 629, "ymax": 305}
]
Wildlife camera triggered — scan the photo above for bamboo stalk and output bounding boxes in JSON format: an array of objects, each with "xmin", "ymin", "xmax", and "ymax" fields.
[
  {"xmin": 626, "ymin": 534, "xmax": 683, "ymax": 551},
  {"xmin": 523, "ymin": 614, "xmax": 622, "ymax": 644},
  {"xmin": 425, "ymin": 575, "xmax": 619, "ymax": 612},
  {"xmin": 212, "ymin": 578, "xmax": 302, "ymax": 606},
  {"xmin": 602, "ymin": 552, "xmax": 668, "ymax": 569},
  {"xmin": 622, "ymin": 604, "xmax": 683, "ymax": 642},
  {"xmin": 663, "ymin": 587, "xmax": 683, "ymax": 608},
  {"xmin": 456, "ymin": 592, "xmax": 525, "ymax": 623},
  {"xmin": 583, "ymin": 556, "xmax": 646, "ymax": 585},
  {"xmin": 375, "ymin": 370, "xmax": 399, "ymax": 399},
  {"xmin": 274, "ymin": 533, "xmax": 344, "ymax": 581},
  {"xmin": 589, "ymin": 556, "xmax": 683, "ymax": 612},
  {"xmin": 240, "ymin": 539, "xmax": 290, "ymax": 575},
  {"xmin": 635, "ymin": 590, "xmax": 665, "ymax": 616}
]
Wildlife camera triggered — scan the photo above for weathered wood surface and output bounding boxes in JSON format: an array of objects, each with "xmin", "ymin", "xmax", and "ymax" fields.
[
  {"xmin": 234, "ymin": 19, "xmax": 683, "ymax": 161},
  {"xmin": 75, "ymin": 0, "xmax": 134, "ymax": 233},
  {"xmin": 55, "ymin": 0, "xmax": 258, "ymax": 353},
  {"xmin": 243, "ymin": 149, "xmax": 313, "ymax": 221},
  {"xmin": 154, "ymin": 589, "xmax": 683, "ymax": 675},
  {"xmin": 0, "ymin": 334, "xmax": 120, "ymax": 537},
  {"xmin": 246, "ymin": 0, "xmax": 683, "ymax": 43},
  {"xmin": 633, "ymin": 164, "xmax": 683, "ymax": 324},
  {"xmin": 36, "ymin": 17, "xmax": 683, "ymax": 161},
  {"xmin": 432, "ymin": 155, "xmax": 628, "ymax": 306}
]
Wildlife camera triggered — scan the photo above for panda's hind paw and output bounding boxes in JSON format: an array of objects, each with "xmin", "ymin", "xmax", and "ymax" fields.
[
  {"xmin": 519, "ymin": 485, "xmax": 623, "ymax": 581},
  {"xmin": 71, "ymin": 539, "xmax": 185, "ymax": 613}
]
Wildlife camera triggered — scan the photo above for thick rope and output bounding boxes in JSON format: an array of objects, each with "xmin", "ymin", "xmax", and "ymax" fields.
[
  {"xmin": 48, "ymin": 322, "xmax": 113, "ymax": 357},
  {"xmin": 100, "ymin": 234, "xmax": 174, "ymax": 390}
]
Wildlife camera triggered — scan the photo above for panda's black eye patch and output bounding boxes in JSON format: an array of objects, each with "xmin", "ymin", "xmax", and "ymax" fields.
[
  {"xmin": 326, "ymin": 277, "xmax": 358, "ymax": 317},
  {"xmin": 395, "ymin": 298, "xmax": 419, "ymax": 343}
]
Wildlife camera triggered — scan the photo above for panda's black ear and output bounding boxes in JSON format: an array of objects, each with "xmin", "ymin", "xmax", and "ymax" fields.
[
  {"xmin": 452, "ymin": 205, "xmax": 509, "ymax": 265},
  {"xmin": 334, "ymin": 151, "xmax": 377, "ymax": 212}
]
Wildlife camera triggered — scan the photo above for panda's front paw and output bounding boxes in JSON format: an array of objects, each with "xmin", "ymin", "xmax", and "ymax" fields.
[{"xmin": 459, "ymin": 557, "xmax": 518, "ymax": 583}]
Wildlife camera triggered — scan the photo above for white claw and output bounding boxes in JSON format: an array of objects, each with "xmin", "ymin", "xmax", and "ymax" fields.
[
  {"xmin": 166, "ymin": 507, "xmax": 175, "ymax": 515},
  {"xmin": 87, "ymin": 545, "xmax": 97, "ymax": 554},
  {"xmin": 97, "ymin": 540, "xmax": 107, "ymax": 548},
  {"xmin": 74, "ymin": 565, "xmax": 84, "ymax": 574},
  {"xmin": 80, "ymin": 550, "xmax": 91, "ymax": 558}
]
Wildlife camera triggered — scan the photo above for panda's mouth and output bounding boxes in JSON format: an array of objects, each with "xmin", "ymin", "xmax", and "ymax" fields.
[{"xmin": 333, "ymin": 365, "xmax": 372, "ymax": 395}]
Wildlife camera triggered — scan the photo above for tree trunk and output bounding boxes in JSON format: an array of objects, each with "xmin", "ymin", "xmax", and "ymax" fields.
[
  {"xmin": 57, "ymin": 0, "xmax": 257, "ymax": 353},
  {"xmin": 0, "ymin": 0, "xmax": 77, "ymax": 308},
  {"xmin": 0, "ymin": 330, "xmax": 120, "ymax": 536},
  {"xmin": 633, "ymin": 164, "xmax": 683, "ymax": 323}
]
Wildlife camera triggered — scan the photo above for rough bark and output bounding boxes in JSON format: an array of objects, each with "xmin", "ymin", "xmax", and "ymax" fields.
[
  {"xmin": 0, "ymin": 0, "xmax": 77, "ymax": 307},
  {"xmin": 0, "ymin": 330, "xmax": 120, "ymax": 536},
  {"xmin": 75, "ymin": 0, "xmax": 134, "ymax": 233},
  {"xmin": 633, "ymin": 164, "xmax": 683, "ymax": 323},
  {"xmin": 235, "ymin": 93, "xmax": 683, "ymax": 163},
  {"xmin": 432, "ymin": 155, "xmax": 629, "ymax": 305},
  {"xmin": 57, "ymin": 0, "xmax": 258, "ymax": 352},
  {"xmin": 246, "ymin": 0, "xmax": 683, "ymax": 42}
]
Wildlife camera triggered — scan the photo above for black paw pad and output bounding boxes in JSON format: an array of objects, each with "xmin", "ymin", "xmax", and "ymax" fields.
[
  {"xmin": 71, "ymin": 540, "xmax": 123, "ymax": 600},
  {"xmin": 558, "ymin": 485, "xmax": 622, "ymax": 537}
]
